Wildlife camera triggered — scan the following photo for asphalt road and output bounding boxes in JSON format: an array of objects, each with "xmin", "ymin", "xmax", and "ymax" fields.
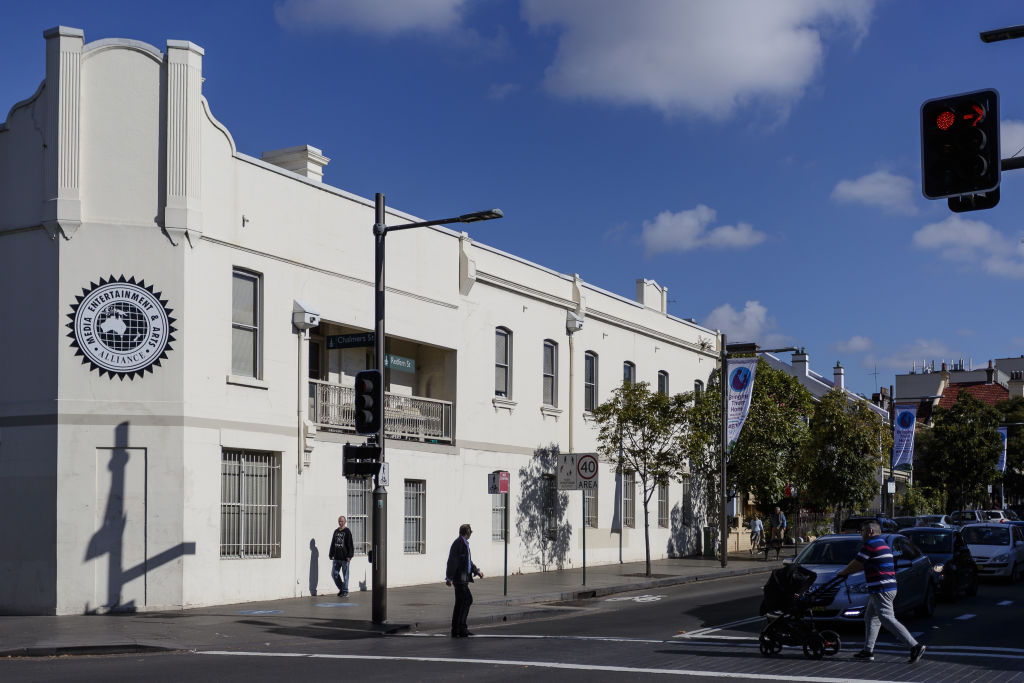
[{"xmin": 4, "ymin": 574, "xmax": 1022, "ymax": 682}]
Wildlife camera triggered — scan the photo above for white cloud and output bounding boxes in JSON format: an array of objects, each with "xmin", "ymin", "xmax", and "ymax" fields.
[
  {"xmin": 1001, "ymin": 119, "xmax": 1024, "ymax": 159},
  {"xmin": 703, "ymin": 301, "xmax": 791, "ymax": 348},
  {"xmin": 641, "ymin": 205, "xmax": 766, "ymax": 255},
  {"xmin": 488, "ymin": 83, "xmax": 520, "ymax": 101},
  {"xmin": 521, "ymin": 0, "xmax": 876, "ymax": 118},
  {"xmin": 275, "ymin": 0, "xmax": 468, "ymax": 35},
  {"xmin": 912, "ymin": 214, "xmax": 1024, "ymax": 278},
  {"xmin": 831, "ymin": 170, "xmax": 917, "ymax": 214},
  {"xmin": 835, "ymin": 335, "xmax": 872, "ymax": 353},
  {"xmin": 864, "ymin": 339, "xmax": 957, "ymax": 372}
]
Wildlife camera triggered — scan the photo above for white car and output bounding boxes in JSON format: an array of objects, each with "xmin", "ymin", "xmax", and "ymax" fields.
[
  {"xmin": 984, "ymin": 509, "xmax": 1021, "ymax": 523},
  {"xmin": 962, "ymin": 523, "xmax": 1024, "ymax": 582}
]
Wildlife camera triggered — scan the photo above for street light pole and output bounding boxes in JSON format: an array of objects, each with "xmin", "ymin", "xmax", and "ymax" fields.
[{"xmin": 369, "ymin": 193, "xmax": 503, "ymax": 624}]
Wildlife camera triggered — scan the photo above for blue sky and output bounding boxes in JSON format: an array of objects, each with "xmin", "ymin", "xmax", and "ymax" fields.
[{"xmin": 3, "ymin": 1, "xmax": 1023, "ymax": 398}]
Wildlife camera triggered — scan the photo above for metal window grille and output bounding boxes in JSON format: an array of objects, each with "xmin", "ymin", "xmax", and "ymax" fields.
[
  {"xmin": 681, "ymin": 477, "xmax": 693, "ymax": 526},
  {"xmin": 220, "ymin": 449, "xmax": 281, "ymax": 559},
  {"xmin": 623, "ymin": 361, "xmax": 635, "ymax": 385},
  {"xmin": 584, "ymin": 352, "xmax": 597, "ymax": 412},
  {"xmin": 495, "ymin": 328, "xmax": 511, "ymax": 398},
  {"xmin": 347, "ymin": 477, "xmax": 372, "ymax": 555},
  {"xmin": 584, "ymin": 487, "xmax": 598, "ymax": 528},
  {"xmin": 231, "ymin": 269, "xmax": 261, "ymax": 378},
  {"xmin": 542, "ymin": 340, "xmax": 557, "ymax": 406},
  {"xmin": 491, "ymin": 493, "xmax": 506, "ymax": 541},
  {"xmin": 658, "ymin": 370, "xmax": 669, "ymax": 395},
  {"xmin": 543, "ymin": 474, "xmax": 558, "ymax": 540},
  {"xmin": 404, "ymin": 480, "xmax": 426, "ymax": 554},
  {"xmin": 658, "ymin": 482, "xmax": 669, "ymax": 528},
  {"xmin": 623, "ymin": 471, "xmax": 636, "ymax": 528}
]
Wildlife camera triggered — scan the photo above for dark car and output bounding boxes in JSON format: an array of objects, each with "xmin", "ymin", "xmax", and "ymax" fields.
[
  {"xmin": 839, "ymin": 515, "xmax": 899, "ymax": 534},
  {"xmin": 902, "ymin": 527, "xmax": 979, "ymax": 600},
  {"xmin": 894, "ymin": 516, "xmax": 920, "ymax": 530}
]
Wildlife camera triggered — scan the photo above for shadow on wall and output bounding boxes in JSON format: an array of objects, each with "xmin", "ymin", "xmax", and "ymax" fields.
[
  {"xmin": 84, "ymin": 421, "xmax": 195, "ymax": 613},
  {"xmin": 516, "ymin": 443, "xmax": 572, "ymax": 571},
  {"xmin": 308, "ymin": 539, "xmax": 319, "ymax": 596}
]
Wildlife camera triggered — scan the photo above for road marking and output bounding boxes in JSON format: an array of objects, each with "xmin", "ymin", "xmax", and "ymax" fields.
[
  {"xmin": 604, "ymin": 594, "xmax": 664, "ymax": 603},
  {"xmin": 954, "ymin": 613, "xmax": 976, "ymax": 620},
  {"xmin": 675, "ymin": 615, "xmax": 763, "ymax": 638},
  {"xmin": 315, "ymin": 602, "xmax": 357, "ymax": 607},
  {"xmin": 997, "ymin": 600, "xmax": 1013, "ymax": 606},
  {"xmin": 196, "ymin": 650, "xmax": 908, "ymax": 682},
  {"xmin": 237, "ymin": 610, "xmax": 282, "ymax": 615}
]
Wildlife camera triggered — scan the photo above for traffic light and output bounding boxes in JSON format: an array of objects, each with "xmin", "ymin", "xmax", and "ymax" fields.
[
  {"xmin": 354, "ymin": 369, "xmax": 382, "ymax": 435},
  {"xmin": 921, "ymin": 89, "xmax": 1000, "ymax": 200}
]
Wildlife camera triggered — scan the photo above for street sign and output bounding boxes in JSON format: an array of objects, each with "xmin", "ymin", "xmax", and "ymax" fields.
[
  {"xmin": 488, "ymin": 470, "xmax": 510, "ymax": 494},
  {"xmin": 384, "ymin": 354, "xmax": 415, "ymax": 373},
  {"xmin": 326, "ymin": 332, "xmax": 375, "ymax": 349},
  {"xmin": 558, "ymin": 453, "xmax": 599, "ymax": 490}
]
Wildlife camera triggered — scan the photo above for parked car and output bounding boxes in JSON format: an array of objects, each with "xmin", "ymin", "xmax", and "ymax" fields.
[
  {"xmin": 962, "ymin": 523, "xmax": 1024, "ymax": 582},
  {"xmin": 894, "ymin": 516, "xmax": 920, "ymax": 530},
  {"xmin": 788, "ymin": 533, "xmax": 936, "ymax": 621},
  {"xmin": 839, "ymin": 515, "xmax": 899, "ymax": 534},
  {"xmin": 917, "ymin": 514, "xmax": 957, "ymax": 529},
  {"xmin": 901, "ymin": 527, "xmax": 979, "ymax": 600},
  {"xmin": 983, "ymin": 509, "xmax": 1021, "ymax": 523},
  {"xmin": 951, "ymin": 510, "xmax": 985, "ymax": 525}
]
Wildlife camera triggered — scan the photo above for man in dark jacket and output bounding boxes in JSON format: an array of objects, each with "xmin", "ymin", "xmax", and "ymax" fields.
[
  {"xmin": 445, "ymin": 523, "xmax": 483, "ymax": 637},
  {"xmin": 329, "ymin": 515, "xmax": 354, "ymax": 597}
]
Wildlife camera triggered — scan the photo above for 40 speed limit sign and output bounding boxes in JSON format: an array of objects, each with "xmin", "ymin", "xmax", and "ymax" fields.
[{"xmin": 557, "ymin": 452, "xmax": 599, "ymax": 490}]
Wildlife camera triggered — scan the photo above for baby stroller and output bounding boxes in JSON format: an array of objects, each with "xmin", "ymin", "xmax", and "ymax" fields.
[{"xmin": 758, "ymin": 564, "xmax": 845, "ymax": 659}]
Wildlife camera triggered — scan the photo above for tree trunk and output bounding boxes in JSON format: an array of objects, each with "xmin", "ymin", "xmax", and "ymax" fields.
[{"xmin": 643, "ymin": 499, "xmax": 652, "ymax": 577}]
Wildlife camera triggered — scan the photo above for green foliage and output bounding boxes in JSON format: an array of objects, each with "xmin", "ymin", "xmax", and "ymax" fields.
[
  {"xmin": 896, "ymin": 484, "xmax": 944, "ymax": 515},
  {"xmin": 797, "ymin": 388, "xmax": 888, "ymax": 515},
  {"xmin": 919, "ymin": 391, "xmax": 1002, "ymax": 511},
  {"xmin": 996, "ymin": 396, "xmax": 1024, "ymax": 504}
]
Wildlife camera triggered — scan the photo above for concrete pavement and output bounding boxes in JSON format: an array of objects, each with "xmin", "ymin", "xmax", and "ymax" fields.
[{"xmin": 0, "ymin": 550, "xmax": 787, "ymax": 658}]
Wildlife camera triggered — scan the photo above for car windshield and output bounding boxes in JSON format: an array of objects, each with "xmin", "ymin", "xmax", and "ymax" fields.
[
  {"xmin": 903, "ymin": 530, "xmax": 952, "ymax": 553},
  {"xmin": 963, "ymin": 526, "xmax": 1010, "ymax": 545},
  {"xmin": 894, "ymin": 517, "xmax": 918, "ymax": 528},
  {"xmin": 919, "ymin": 515, "xmax": 944, "ymax": 524},
  {"xmin": 796, "ymin": 538, "xmax": 862, "ymax": 565}
]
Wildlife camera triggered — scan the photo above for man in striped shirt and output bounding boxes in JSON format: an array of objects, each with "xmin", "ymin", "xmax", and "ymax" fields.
[{"xmin": 836, "ymin": 520, "xmax": 926, "ymax": 664}]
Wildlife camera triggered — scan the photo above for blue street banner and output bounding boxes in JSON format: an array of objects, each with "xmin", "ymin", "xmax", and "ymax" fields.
[
  {"xmin": 726, "ymin": 357, "xmax": 758, "ymax": 450},
  {"xmin": 997, "ymin": 427, "xmax": 1008, "ymax": 472},
  {"xmin": 892, "ymin": 404, "xmax": 917, "ymax": 468}
]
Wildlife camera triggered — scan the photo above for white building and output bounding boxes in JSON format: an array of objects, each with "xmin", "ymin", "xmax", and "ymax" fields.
[{"xmin": 0, "ymin": 27, "xmax": 721, "ymax": 615}]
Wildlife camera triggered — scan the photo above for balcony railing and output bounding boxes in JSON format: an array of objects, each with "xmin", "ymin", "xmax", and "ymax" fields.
[{"xmin": 309, "ymin": 379, "xmax": 453, "ymax": 443}]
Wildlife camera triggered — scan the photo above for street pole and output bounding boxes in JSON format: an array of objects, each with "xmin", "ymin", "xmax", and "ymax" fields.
[
  {"xmin": 720, "ymin": 332, "xmax": 728, "ymax": 568},
  {"xmin": 372, "ymin": 193, "xmax": 388, "ymax": 624}
]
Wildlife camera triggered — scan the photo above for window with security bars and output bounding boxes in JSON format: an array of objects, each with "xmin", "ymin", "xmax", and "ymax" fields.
[
  {"xmin": 584, "ymin": 487, "xmax": 597, "ymax": 528},
  {"xmin": 492, "ymin": 493, "xmax": 506, "ymax": 541},
  {"xmin": 584, "ymin": 352, "xmax": 598, "ymax": 412},
  {"xmin": 220, "ymin": 449, "xmax": 281, "ymax": 558},
  {"xmin": 231, "ymin": 269, "xmax": 261, "ymax": 378},
  {"xmin": 658, "ymin": 482, "xmax": 669, "ymax": 528},
  {"xmin": 623, "ymin": 471, "xmax": 636, "ymax": 528},
  {"xmin": 347, "ymin": 477, "xmax": 372, "ymax": 555},
  {"xmin": 404, "ymin": 480, "xmax": 426, "ymax": 554},
  {"xmin": 543, "ymin": 474, "xmax": 558, "ymax": 540},
  {"xmin": 681, "ymin": 477, "xmax": 693, "ymax": 526}
]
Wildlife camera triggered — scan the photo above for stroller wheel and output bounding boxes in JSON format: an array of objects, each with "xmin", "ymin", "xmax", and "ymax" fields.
[
  {"xmin": 819, "ymin": 629, "xmax": 841, "ymax": 656},
  {"xmin": 759, "ymin": 633, "xmax": 780, "ymax": 657},
  {"xmin": 803, "ymin": 632, "xmax": 825, "ymax": 660}
]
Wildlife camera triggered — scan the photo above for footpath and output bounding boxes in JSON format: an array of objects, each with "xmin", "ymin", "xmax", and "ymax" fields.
[{"xmin": 0, "ymin": 549, "xmax": 787, "ymax": 657}]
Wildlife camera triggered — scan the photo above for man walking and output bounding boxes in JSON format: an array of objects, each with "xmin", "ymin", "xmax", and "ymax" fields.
[
  {"xmin": 329, "ymin": 515, "xmax": 354, "ymax": 597},
  {"xmin": 769, "ymin": 506, "xmax": 787, "ymax": 542},
  {"xmin": 445, "ymin": 523, "xmax": 483, "ymax": 637},
  {"xmin": 837, "ymin": 520, "xmax": 925, "ymax": 664}
]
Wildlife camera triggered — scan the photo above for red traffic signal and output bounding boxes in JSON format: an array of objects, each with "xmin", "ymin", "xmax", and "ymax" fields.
[
  {"xmin": 354, "ymin": 369, "xmax": 382, "ymax": 435},
  {"xmin": 921, "ymin": 89, "xmax": 1000, "ymax": 200}
]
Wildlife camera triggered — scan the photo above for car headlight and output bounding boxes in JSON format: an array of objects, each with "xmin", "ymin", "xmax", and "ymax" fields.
[
  {"xmin": 992, "ymin": 553, "xmax": 1009, "ymax": 564},
  {"xmin": 932, "ymin": 563, "xmax": 944, "ymax": 573}
]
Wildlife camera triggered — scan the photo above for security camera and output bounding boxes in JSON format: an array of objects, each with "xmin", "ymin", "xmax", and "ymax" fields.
[
  {"xmin": 292, "ymin": 300, "xmax": 321, "ymax": 331},
  {"xmin": 566, "ymin": 311, "xmax": 584, "ymax": 333}
]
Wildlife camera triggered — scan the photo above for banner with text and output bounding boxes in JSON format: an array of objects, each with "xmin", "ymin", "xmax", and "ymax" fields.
[
  {"xmin": 892, "ymin": 404, "xmax": 918, "ymax": 469},
  {"xmin": 726, "ymin": 357, "xmax": 758, "ymax": 450},
  {"xmin": 997, "ymin": 427, "xmax": 1008, "ymax": 472}
]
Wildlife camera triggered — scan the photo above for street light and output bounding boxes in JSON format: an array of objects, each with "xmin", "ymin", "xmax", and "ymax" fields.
[{"xmin": 369, "ymin": 193, "xmax": 503, "ymax": 624}]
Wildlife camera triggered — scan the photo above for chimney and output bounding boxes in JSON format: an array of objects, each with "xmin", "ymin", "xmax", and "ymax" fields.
[
  {"xmin": 791, "ymin": 347, "xmax": 809, "ymax": 377},
  {"xmin": 986, "ymin": 359, "xmax": 995, "ymax": 384},
  {"xmin": 833, "ymin": 361, "xmax": 845, "ymax": 390},
  {"xmin": 635, "ymin": 278, "xmax": 667, "ymax": 314},
  {"xmin": 261, "ymin": 145, "xmax": 330, "ymax": 182},
  {"xmin": 1010, "ymin": 371, "xmax": 1024, "ymax": 398}
]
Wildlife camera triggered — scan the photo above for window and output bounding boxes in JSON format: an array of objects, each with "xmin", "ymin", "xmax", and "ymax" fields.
[
  {"xmin": 681, "ymin": 477, "xmax": 692, "ymax": 526},
  {"xmin": 658, "ymin": 482, "xmax": 669, "ymax": 528},
  {"xmin": 543, "ymin": 474, "xmax": 558, "ymax": 540},
  {"xmin": 623, "ymin": 361, "xmax": 636, "ymax": 385},
  {"xmin": 492, "ymin": 493, "xmax": 506, "ymax": 541},
  {"xmin": 220, "ymin": 449, "xmax": 281, "ymax": 558},
  {"xmin": 542, "ymin": 340, "xmax": 558, "ymax": 406},
  {"xmin": 584, "ymin": 352, "xmax": 598, "ymax": 412},
  {"xmin": 404, "ymin": 480, "xmax": 426, "ymax": 554},
  {"xmin": 658, "ymin": 370, "xmax": 669, "ymax": 395},
  {"xmin": 347, "ymin": 477, "xmax": 372, "ymax": 555},
  {"xmin": 495, "ymin": 327, "xmax": 512, "ymax": 398},
  {"xmin": 231, "ymin": 269, "xmax": 261, "ymax": 378},
  {"xmin": 584, "ymin": 487, "xmax": 598, "ymax": 528},
  {"xmin": 623, "ymin": 471, "xmax": 635, "ymax": 528},
  {"xmin": 694, "ymin": 380, "xmax": 704, "ymax": 402}
]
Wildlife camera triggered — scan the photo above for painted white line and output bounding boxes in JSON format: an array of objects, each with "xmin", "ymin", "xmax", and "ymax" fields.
[
  {"xmin": 675, "ymin": 615, "xmax": 763, "ymax": 638},
  {"xmin": 996, "ymin": 600, "xmax": 1013, "ymax": 606},
  {"xmin": 954, "ymin": 614, "xmax": 976, "ymax": 620},
  {"xmin": 195, "ymin": 650, "xmax": 906, "ymax": 682}
]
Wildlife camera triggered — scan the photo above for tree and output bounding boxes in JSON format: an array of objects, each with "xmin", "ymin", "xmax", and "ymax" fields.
[
  {"xmin": 796, "ymin": 388, "xmax": 889, "ymax": 523},
  {"xmin": 996, "ymin": 396, "xmax": 1024, "ymax": 505},
  {"xmin": 922, "ymin": 391, "xmax": 1003, "ymax": 511},
  {"xmin": 592, "ymin": 381, "xmax": 691, "ymax": 576}
]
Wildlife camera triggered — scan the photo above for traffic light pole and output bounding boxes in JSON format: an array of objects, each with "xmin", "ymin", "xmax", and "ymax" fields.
[
  {"xmin": 372, "ymin": 193, "xmax": 388, "ymax": 624},
  {"xmin": 720, "ymin": 333, "xmax": 728, "ymax": 569}
]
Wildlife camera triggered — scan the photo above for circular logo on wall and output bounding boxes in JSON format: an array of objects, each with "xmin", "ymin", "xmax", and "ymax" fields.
[{"xmin": 66, "ymin": 276, "xmax": 176, "ymax": 379}]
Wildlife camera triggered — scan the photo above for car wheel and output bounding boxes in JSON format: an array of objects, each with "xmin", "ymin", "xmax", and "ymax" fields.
[
  {"xmin": 819, "ymin": 629, "xmax": 841, "ymax": 657},
  {"xmin": 803, "ymin": 632, "xmax": 825, "ymax": 660},
  {"xmin": 759, "ymin": 633, "xmax": 779, "ymax": 657},
  {"xmin": 915, "ymin": 583, "xmax": 935, "ymax": 618}
]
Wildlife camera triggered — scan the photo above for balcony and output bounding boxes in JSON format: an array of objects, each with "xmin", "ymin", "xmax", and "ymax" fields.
[{"xmin": 309, "ymin": 379, "xmax": 453, "ymax": 444}]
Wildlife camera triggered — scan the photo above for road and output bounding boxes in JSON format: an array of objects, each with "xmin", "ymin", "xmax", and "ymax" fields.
[{"xmin": 3, "ymin": 574, "xmax": 1022, "ymax": 682}]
